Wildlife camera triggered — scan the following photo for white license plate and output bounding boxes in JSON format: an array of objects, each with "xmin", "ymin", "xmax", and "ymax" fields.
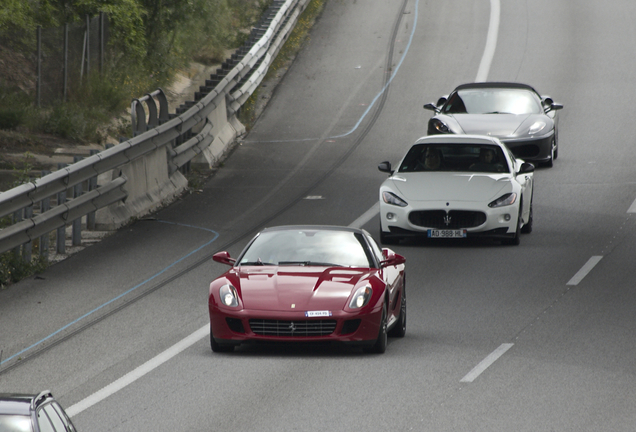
[
  {"xmin": 305, "ymin": 310, "xmax": 332, "ymax": 317},
  {"xmin": 427, "ymin": 229, "xmax": 467, "ymax": 238}
]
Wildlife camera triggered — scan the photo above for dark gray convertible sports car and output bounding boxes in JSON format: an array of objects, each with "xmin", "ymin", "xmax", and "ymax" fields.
[{"xmin": 424, "ymin": 82, "xmax": 563, "ymax": 167}]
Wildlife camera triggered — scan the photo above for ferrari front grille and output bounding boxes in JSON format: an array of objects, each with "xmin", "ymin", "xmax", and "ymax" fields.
[
  {"xmin": 503, "ymin": 141, "xmax": 540, "ymax": 158},
  {"xmin": 249, "ymin": 319, "xmax": 337, "ymax": 337},
  {"xmin": 409, "ymin": 210, "xmax": 486, "ymax": 229}
]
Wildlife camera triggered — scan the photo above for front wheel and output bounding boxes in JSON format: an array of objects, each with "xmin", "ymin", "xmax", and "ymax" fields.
[
  {"xmin": 502, "ymin": 201, "xmax": 522, "ymax": 246},
  {"xmin": 388, "ymin": 282, "xmax": 406, "ymax": 338},
  {"xmin": 546, "ymin": 138, "xmax": 556, "ymax": 168},
  {"xmin": 210, "ymin": 331, "xmax": 234, "ymax": 353},
  {"xmin": 521, "ymin": 199, "xmax": 533, "ymax": 234},
  {"xmin": 380, "ymin": 223, "xmax": 399, "ymax": 245},
  {"xmin": 364, "ymin": 303, "xmax": 387, "ymax": 354}
]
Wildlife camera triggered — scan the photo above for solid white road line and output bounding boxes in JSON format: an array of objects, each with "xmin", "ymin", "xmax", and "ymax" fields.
[
  {"xmin": 475, "ymin": 0, "xmax": 500, "ymax": 82},
  {"xmin": 349, "ymin": 202, "xmax": 380, "ymax": 229},
  {"xmin": 627, "ymin": 197, "xmax": 636, "ymax": 213},
  {"xmin": 66, "ymin": 325, "xmax": 210, "ymax": 418},
  {"xmin": 566, "ymin": 255, "xmax": 603, "ymax": 286},
  {"xmin": 460, "ymin": 343, "xmax": 514, "ymax": 383}
]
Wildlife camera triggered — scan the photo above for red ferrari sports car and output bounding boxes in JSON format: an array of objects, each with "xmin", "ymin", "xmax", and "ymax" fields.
[{"xmin": 208, "ymin": 225, "xmax": 406, "ymax": 353}]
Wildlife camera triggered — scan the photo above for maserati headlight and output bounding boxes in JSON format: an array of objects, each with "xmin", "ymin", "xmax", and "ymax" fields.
[
  {"xmin": 430, "ymin": 118, "xmax": 450, "ymax": 133},
  {"xmin": 528, "ymin": 121, "xmax": 546, "ymax": 135},
  {"xmin": 349, "ymin": 285, "xmax": 373, "ymax": 309},
  {"xmin": 219, "ymin": 284, "xmax": 239, "ymax": 307},
  {"xmin": 489, "ymin": 193, "xmax": 517, "ymax": 208},
  {"xmin": 382, "ymin": 191, "xmax": 408, "ymax": 207}
]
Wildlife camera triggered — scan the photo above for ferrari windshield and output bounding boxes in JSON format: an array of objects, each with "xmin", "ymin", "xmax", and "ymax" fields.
[
  {"xmin": 238, "ymin": 229, "xmax": 373, "ymax": 267},
  {"xmin": 398, "ymin": 143, "xmax": 510, "ymax": 174},
  {"xmin": 443, "ymin": 88, "xmax": 542, "ymax": 115}
]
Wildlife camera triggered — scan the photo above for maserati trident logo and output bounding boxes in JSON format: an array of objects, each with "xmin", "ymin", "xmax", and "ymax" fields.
[{"xmin": 443, "ymin": 214, "xmax": 452, "ymax": 226}]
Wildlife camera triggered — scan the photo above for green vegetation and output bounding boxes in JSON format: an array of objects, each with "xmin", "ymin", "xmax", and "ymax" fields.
[
  {"xmin": 0, "ymin": 152, "xmax": 47, "ymax": 289},
  {"xmin": 0, "ymin": 0, "xmax": 273, "ymax": 143}
]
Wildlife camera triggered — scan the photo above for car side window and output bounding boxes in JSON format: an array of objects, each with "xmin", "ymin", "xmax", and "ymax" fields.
[
  {"xmin": 44, "ymin": 404, "xmax": 68, "ymax": 431},
  {"xmin": 364, "ymin": 233, "xmax": 383, "ymax": 265},
  {"xmin": 37, "ymin": 407, "xmax": 56, "ymax": 432},
  {"xmin": 51, "ymin": 402, "xmax": 76, "ymax": 432}
]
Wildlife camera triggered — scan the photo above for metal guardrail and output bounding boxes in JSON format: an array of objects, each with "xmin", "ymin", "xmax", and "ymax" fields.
[{"xmin": 0, "ymin": 0, "xmax": 309, "ymax": 258}]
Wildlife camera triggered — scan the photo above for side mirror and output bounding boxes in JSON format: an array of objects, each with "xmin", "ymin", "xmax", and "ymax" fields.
[
  {"xmin": 213, "ymin": 251, "xmax": 236, "ymax": 266},
  {"xmin": 542, "ymin": 97, "xmax": 563, "ymax": 112},
  {"xmin": 380, "ymin": 249, "xmax": 406, "ymax": 267},
  {"xmin": 423, "ymin": 102, "xmax": 439, "ymax": 112},
  {"xmin": 378, "ymin": 161, "xmax": 393, "ymax": 174},
  {"xmin": 548, "ymin": 102, "xmax": 564, "ymax": 112},
  {"xmin": 518, "ymin": 162, "xmax": 535, "ymax": 175}
]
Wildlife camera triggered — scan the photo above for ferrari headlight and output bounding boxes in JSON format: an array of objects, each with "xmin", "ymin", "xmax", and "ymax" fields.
[
  {"xmin": 430, "ymin": 118, "xmax": 450, "ymax": 133},
  {"xmin": 349, "ymin": 285, "xmax": 372, "ymax": 309},
  {"xmin": 382, "ymin": 191, "xmax": 408, "ymax": 207},
  {"xmin": 528, "ymin": 121, "xmax": 546, "ymax": 135},
  {"xmin": 488, "ymin": 192, "xmax": 517, "ymax": 208},
  {"xmin": 219, "ymin": 284, "xmax": 239, "ymax": 307}
]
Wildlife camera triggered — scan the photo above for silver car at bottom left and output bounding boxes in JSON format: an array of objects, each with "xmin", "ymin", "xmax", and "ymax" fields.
[{"xmin": 0, "ymin": 391, "xmax": 77, "ymax": 432}]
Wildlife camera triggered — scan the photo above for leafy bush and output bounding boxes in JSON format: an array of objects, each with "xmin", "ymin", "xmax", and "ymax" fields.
[
  {"xmin": 0, "ymin": 250, "xmax": 48, "ymax": 289},
  {"xmin": 0, "ymin": 85, "xmax": 30, "ymax": 130},
  {"xmin": 0, "ymin": 109, "xmax": 23, "ymax": 130}
]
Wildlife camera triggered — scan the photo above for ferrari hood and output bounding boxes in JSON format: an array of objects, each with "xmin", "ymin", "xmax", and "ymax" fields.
[
  {"xmin": 449, "ymin": 113, "xmax": 530, "ymax": 136},
  {"xmin": 388, "ymin": 172, "xmax": 511, "ymax": 202},
  {"xmin": 235, "ymin": 267, "xmax": 370, "ymax": 312}
]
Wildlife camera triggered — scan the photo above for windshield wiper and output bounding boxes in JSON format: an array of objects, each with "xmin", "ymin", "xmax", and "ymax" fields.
[
  {"xmin": 240, "ymin": 258, "xmax": 274, "ymax": 266},
  {"xmin": 278, "ymin": 261, "xmax": 344, "ymax": 267}
]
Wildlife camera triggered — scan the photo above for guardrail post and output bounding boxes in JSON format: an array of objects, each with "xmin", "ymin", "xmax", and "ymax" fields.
[
  {"xmin": 40, "ymin": 196, "xmax": 50, "ymax": 261},
  {"xmin": 131, "ymin": 98, "xmax": 147, "ymax": 137},
  {"xmin": 156, "ymin": 89, "xmax": 169, "ymax": 124},
  {"xmin": 56, "ymin": 189, "xmax": 66, "ymax": 254},
  {"xmin": 23, "ymin": 205, "xmax": 33, "ymax": 262},
  {"xmin": 87, "ymin": 150, "xmax": 99, "ymax": 230},
  {"xmin": 56, "ymin": 163, "xmax": 67, "ymax": 254},
  {"xmin": 12, "ymin": 210, "xmax": 22, "ymax": 256},
  {"xmin": 72, "ymin": 156, "xmax": 82, "ymax": 246}
]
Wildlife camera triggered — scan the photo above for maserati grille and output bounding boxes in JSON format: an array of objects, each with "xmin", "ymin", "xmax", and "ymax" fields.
[{"xmin": 409, "ymin": 210, "xmax": 487, "ymax": 229}]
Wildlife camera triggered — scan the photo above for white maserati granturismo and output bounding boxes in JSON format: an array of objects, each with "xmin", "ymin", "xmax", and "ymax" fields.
[{"xmin": 378, "ymin": 135, "xmax": 535, "ymax": 245}]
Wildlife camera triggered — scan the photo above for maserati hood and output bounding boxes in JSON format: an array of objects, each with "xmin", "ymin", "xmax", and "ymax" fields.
[
  {"xmin": 388, "ymin": 173, "xmax": 511, "ymax": 202},
  {"xmin": 449, "ymin": 113, "xmax": 530, "ymax": 136},
  {"xmin": 235, "ymin": 267, "xmax": 370, "ymax": 312}
]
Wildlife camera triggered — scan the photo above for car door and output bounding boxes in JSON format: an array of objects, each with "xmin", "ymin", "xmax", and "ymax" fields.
[
  {"xmin": 365, "ymin": 233, "xmax": 402, "ymax": 320},
  {"xmin": 513, "ymin": 158, "xmax": 533, "ymax": 224}
]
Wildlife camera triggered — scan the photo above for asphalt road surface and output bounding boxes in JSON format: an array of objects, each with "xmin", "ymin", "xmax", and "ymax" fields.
[{"xmin": 2, "ymin": 0, "xmax": 636, "ymax": 430}]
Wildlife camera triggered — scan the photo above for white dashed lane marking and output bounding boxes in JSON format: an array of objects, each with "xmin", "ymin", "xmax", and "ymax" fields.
[{"xmin": 566, "ymin": 256, "xmax": 603, "ymax": 286}]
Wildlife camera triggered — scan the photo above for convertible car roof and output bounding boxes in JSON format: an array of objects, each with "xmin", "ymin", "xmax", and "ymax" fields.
[
  {"xmin": 261, "ymin": 225, "xmax": 363, "ymax": 234},
  {"xmin": 453, "ymin": 82, "xmax": 538, "ymax": 93}
]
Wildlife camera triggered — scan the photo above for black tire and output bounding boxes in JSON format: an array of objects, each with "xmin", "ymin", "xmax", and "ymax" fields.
[
  {"xmin": 210, "ymin": 331, "xmax": 234, "ymax": 353},
  {"xmin": 546, "ymin": 138, "xmax": 556, "ymax": 167},
  {"xmin": 380, "ymin": 223, "xmax": 398, "ymax": 245},
  {"xmin": 364, "ymin": 303, "xmax": 388, "ymax": 354},
  {"xmin": 388, "ymin": 283, "xmax": 406, "ymax": 338},
  {"xmin": 502, "ymin": 201, "xmax": 522, "ymax": 246},
  {"xmin": 521, "ymin": 199, "xmax": 533, "ymax": 234}
]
